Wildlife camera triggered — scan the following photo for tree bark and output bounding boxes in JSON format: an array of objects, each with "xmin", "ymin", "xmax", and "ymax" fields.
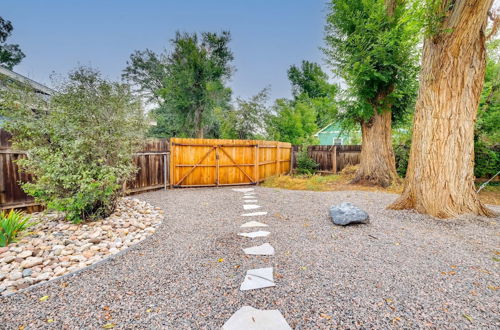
[
  {"xmin": 353, "ymin": 110, "xmax": 398, "ymax": 187},
  {"xmin": 389, "ymin": 0, "xmax": 496, "ymax": 218}
]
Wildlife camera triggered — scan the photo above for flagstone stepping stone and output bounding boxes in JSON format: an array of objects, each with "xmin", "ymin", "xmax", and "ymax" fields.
[
  {"xmin": 243, "ymin": 243, "xmax": 275, "ymax": 256},
  {"xmin": 240, "ymin": 267, "xmax": 275, "ymax": 291},
  {"xmin": 244, "ymin": 192, "xmax": 256, "ymax": 195},
  {"xmin": 241, "ymin": 221, "xmax": 268, "ymax": 228},
  {"xmin": 243, "ymin": 204, "xmax": 261, "ymax": 210},
  {"xmin": 243, "ymin": 196, "xmax": 256, "ymax": 199},
  {"xmin": 244, "ymin": 200, "xmax": 258, "ymax": 203},
  {"xmin": 223, "ymin": 306, "xmax": 291, "ymax": 330},
  {"xmin": 233, "ymin": 188, "xmax": 255, "ymax": 193},
  {"xmin": 241, "ymin": 211, "xmax": 268, "ymax": 217},
  {"xmin": 238, "ymin": 231, "xmax": 270, "ymax": 238}
]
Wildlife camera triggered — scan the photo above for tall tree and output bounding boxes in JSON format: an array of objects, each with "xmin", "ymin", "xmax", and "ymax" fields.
[
  {"xmin": 159, "ymin": 31, "xmax": 233, "ymax": 138},
  {"xmin": 123, "ymin": 31, "xmax": 233, "ymax": 138},
  {"xmin": 287, "ymin": 61, "xmax": 339, "ymax": 128},
  {"xmin": 218, "ymin": 88, "xmax": 270, "ymax": 140},
  {"xmin": 0, "ymin": 17, "xmax": 25, "ymax": 69},
  {"xmin": 389, "ymin": 1, "xmax": 498, "ymax": 217},
  {"xmin": 324, "ymin": 0, "xmax": 420, "ymax": 187},
  {"xmin": 267, "ymin": 99, "xmax": 318, "ymax": 145}
]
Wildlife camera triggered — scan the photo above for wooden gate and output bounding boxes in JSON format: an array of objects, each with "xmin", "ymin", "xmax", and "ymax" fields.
[{"xmin": 170, "ymin": 138, "xmax": 291, "ymax": 187}]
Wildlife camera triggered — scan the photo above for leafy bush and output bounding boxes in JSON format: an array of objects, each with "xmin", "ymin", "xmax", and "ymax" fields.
[
  {"xmin": 0, "ymin": 67, "xmax": 147, "ymax": 223},
  {"xmin": 295, "ymin": 147, "xmax": 319, "ymax": 175},
  {"xmin": 394, "ymin": 144, "xmax": 410, "ymax": 178},
  {"xmin": 474, "ymin": 141, "xmax": 500, "ymax": 179},
  {"xmin": 0, "ymin": 210, "xmax": 35, "ymax": 247}
]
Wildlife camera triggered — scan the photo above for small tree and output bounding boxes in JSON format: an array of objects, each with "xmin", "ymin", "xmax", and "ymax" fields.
[{"xmin": 0, "ymin": 67, "xmax": 147, "ymax": 222}]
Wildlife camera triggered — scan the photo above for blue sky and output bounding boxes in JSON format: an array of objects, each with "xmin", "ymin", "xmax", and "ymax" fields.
[{"xmin": 2, "ymin": 0, "xmax": 332, "ymax": 102}]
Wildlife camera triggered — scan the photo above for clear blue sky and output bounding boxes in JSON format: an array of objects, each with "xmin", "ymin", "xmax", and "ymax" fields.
[{"xmin": 3, "ymin": 0, "xmax": 331, "ymax": 101}]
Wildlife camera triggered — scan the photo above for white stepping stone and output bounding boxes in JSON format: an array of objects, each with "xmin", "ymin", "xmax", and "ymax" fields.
[
  {"xmin": 238, "ymin": 231, "xmax": 270, "ymax": 238},
  {"xmin": 244, "ymin": 200, "xmax": 258, "ymax": 203},
  {"xmin": 244, "ymin": 192, "xmax": 256, "ymax": 195},
  {"xmin": 243, "ymin": 204, "xmax": 261, "ymax": 210},
  {"xmin": 241, "ymin": 211, "xmax": 267, "ymax": 217},
  {"xmin": 243, "ymin": 196, "xmax": 256, "ymax": 199},
  {"xmin": 223, "ymin": 306, "xmax": 291, "ymax": 330},
  {"xmin": 243, "ymin": 243, "xmax": 275, "ymax": 256},
  {"xmin": 241, "ymin": 221, "xmax": 268, "ymax": 228},
  {"xmin": 233, "ymin": 188, "xmax": 255, "ymax": 193},
  {"xmin": 240, "ymin": 267, "xmax": 275, "ymax": 291}
]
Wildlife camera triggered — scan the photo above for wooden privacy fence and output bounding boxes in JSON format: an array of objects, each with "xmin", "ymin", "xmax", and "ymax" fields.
[
  {"xmin": 292, "ymin": 145, "xmax": 362, "ymax": 173},
  {"xmin": 1, "ymin": 135, "xmax": 291, "ymax": 210},
  {"xmin": 170, "ymin": 138, "xmax": 291, "ymax": 187}
]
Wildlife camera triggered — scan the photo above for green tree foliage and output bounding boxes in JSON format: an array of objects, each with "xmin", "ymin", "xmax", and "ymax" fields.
[
  {"xmin": 295, "ymin": 147, "xmax": 319, "ymax": 175},
  {"xmin": 324, "ymin": 0, "xmax": 420, "ymax": 124},
  {"xmin": 287, "ymin": 61, "xmax": 339, "ymax": 128},
  {"xmin": 0, "ymin": 67, "xmax": 147, "ymax": 222},
  {"xmin": 216, "ymin": 88, "xmax": 271, "ymax": 139},
  {"xmin": 0, "ymin": 17, "xmax": 25, "ymax": 69},
  {"xmin": 475, "ymin": 38, "xmax": 500, "ymax": 178},
  {"xmin": 267, "ymin": 99, "xmax": 318, "ymax": 145},
  {"xmin": 124, "ymin": 31, "xmax": 234, "ymax": 139}
]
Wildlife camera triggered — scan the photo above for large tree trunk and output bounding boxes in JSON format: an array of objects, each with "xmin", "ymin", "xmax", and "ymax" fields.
[
  {"xmin": 389, "ymin": 0, "xmax": 495, "ymax": 218},
  {"xmin": 353, "ymin": 110, "xmax": 398, "ymax": 187}
]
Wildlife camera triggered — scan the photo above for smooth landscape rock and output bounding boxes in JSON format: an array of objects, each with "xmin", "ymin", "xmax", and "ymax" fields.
[
  {"xmin": 329, "ymin": 202, "xmax": 369, "ymax": 226},
  {"xmin": 223, "ymin": 306, "xmax": 291, "ymax": 330},
  {"xmin": 240, "ymin": 267, "xmax": 275, "ymax": 291},
  {"xmin": 243, "ymin": 243, "xmax": 275, "ymax": 256},
  {"xmin": 0, "ymin": 198, "xmax": 163, "ymax": 296}
]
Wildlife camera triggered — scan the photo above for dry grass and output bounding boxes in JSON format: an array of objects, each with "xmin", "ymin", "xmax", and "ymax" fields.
[{"xmin": 262, "ymin": 166, "xmax": 500, "ymax": 206}]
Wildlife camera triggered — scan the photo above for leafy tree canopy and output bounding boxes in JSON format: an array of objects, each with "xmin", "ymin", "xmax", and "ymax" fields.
[
  {"xmin": 0, "ymin": 17, "xmax": 25, "ymax": 69},
  {"xmin": 324, "ymin": 0, "xmax": 421, "ymax": 123}
]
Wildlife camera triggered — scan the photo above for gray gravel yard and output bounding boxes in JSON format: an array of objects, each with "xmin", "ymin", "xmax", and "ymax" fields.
[{"xmin": 1, "ymin": 187, "xmax": 499, "ymax": 329}]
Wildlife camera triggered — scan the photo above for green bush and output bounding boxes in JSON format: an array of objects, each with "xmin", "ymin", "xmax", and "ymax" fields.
[
  {"xmin": 0, "ymin": 210, "xmax": 36, "ymax": 247},
  {"xmin": 394, "ymin": 144, "xmax": 410, "ymax": 178},
  {"xmin": 474, "ymin": 141, "xmax": 500, "ymax": 179},
  {"xmin": 296, "ymin": 147, "xmax": 319, "ymax": 175},
  {"xmin": 0, "ymin": 67, "xmax": 147, "ymax": 223}
]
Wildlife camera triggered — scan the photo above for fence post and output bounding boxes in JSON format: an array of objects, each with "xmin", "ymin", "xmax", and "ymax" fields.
[
  {"xmin": 276, "ymin": 142, "xmax": 280, "ymax": 175},
  {"xmin": 163, "ymin": 153, "xmax": 167, "ymax": 190},
  {"xmin": 215, "ymin": 145, "xmax": 220, "ymax": 187},
  {"xmin": 254, "ymin": 144, "xmax": 260, "ymax": 184},
  {"xmin": 332, "ymin": 146, "xmax": 337, "ymax": 174}
]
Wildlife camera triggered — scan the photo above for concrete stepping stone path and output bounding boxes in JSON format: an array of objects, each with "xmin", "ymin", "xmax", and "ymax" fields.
[
  {"xmin": 243, "ymin": 204, "xmax": 261, "ymax": 210},
  {"xmin": 241, "ymin": 211, "xmax": 267, "ymax": 217},
  {"xmin": 238, "ymin": 231, "xmax": 270, "ymax": 238},
  {"xmin": 240, "ymin": 267, "xmax": 275, "ymax": 291},
  {"xmin": 241, "ymin": 221, "xmax": 268, "ymax": 228},
  {"xmin": 243, "ymin": 243, "xmax": 275, "ymax": 256},
  {"xmin": 222, "ymin": 306, "xmax": 291, "ymax": 330},
  {"xmin": 232, "ymin": 188, "xmax": 255, "ymax": 193},
  {"xmin": 242, "ymin": 196, "xmax": 256, "ymax": 199},
  {"xmin": 243, "ymin": 199, "xmax": 258, "ymax": 203}
]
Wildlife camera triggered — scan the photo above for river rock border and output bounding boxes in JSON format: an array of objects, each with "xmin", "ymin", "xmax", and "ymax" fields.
[{"xmin": 0, "ymin": 198, "xmax": 163, "ymax": 296}]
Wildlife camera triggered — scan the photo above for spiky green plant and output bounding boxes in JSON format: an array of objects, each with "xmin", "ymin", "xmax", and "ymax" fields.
[{"xmin": 0, "ymin": 210, "xmax": 36, "ymax": 247}]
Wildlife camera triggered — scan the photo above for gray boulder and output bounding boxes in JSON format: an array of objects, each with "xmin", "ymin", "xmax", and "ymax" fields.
[{"xmin": 329, "ymin": 202, "xmax": 369, "ymax": 226}]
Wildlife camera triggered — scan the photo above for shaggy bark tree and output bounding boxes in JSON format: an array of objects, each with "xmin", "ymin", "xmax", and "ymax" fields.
[
  {"xmin": 389, "ymin": 0, "xmax": 497, "ymax": 217},
  {"xmin": 324, "ymin": 0, "xmax": 420, "ymax": 187}
]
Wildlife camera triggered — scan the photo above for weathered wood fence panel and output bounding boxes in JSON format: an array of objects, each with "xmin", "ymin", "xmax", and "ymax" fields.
[
  {"xmin": 0, "ymin": 133, "xmax": 171, "ymax": 210},
  {"xmin": 292, "ymin": 145, "xmax": 361, "ymax": 173},
  {"xmin": 170, "ymin": 138, "xmax": 291, "ymax": 187}
]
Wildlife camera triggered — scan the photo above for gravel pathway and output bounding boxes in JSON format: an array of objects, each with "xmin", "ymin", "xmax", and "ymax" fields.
[{"xmin": 1, "ymin": 187, "xmax": 498, "ymax": 329}]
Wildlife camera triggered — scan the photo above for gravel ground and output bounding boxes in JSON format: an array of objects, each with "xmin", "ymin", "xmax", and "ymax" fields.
[{"xmin": 0, "ymin": 187, "xmax": 498, "ymax": 329}]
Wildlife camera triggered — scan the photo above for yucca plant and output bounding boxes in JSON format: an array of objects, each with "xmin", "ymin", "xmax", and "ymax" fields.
[{"xmin": 0, "ymin": 210, "xmax": 36, "ymax": 247}]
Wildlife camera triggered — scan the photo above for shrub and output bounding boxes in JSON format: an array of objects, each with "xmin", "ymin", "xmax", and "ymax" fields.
[
  {"xmin": 0, "ymin": 210, "xmax": 36, "ymax": 247},
  {"xmin": 394, "ymin": 144, "xmax": 410, "ymax": 178},
  {"xmin": 0, "ymin": 67, "xmax": 147, "ymax": 223},
  {"xmin": 474, "ymin": 140, "xmax": 500, "ymax": 179},
  {"xmin": 295, "ymin": 146, "xmax": 319, "ymax": 175}
]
